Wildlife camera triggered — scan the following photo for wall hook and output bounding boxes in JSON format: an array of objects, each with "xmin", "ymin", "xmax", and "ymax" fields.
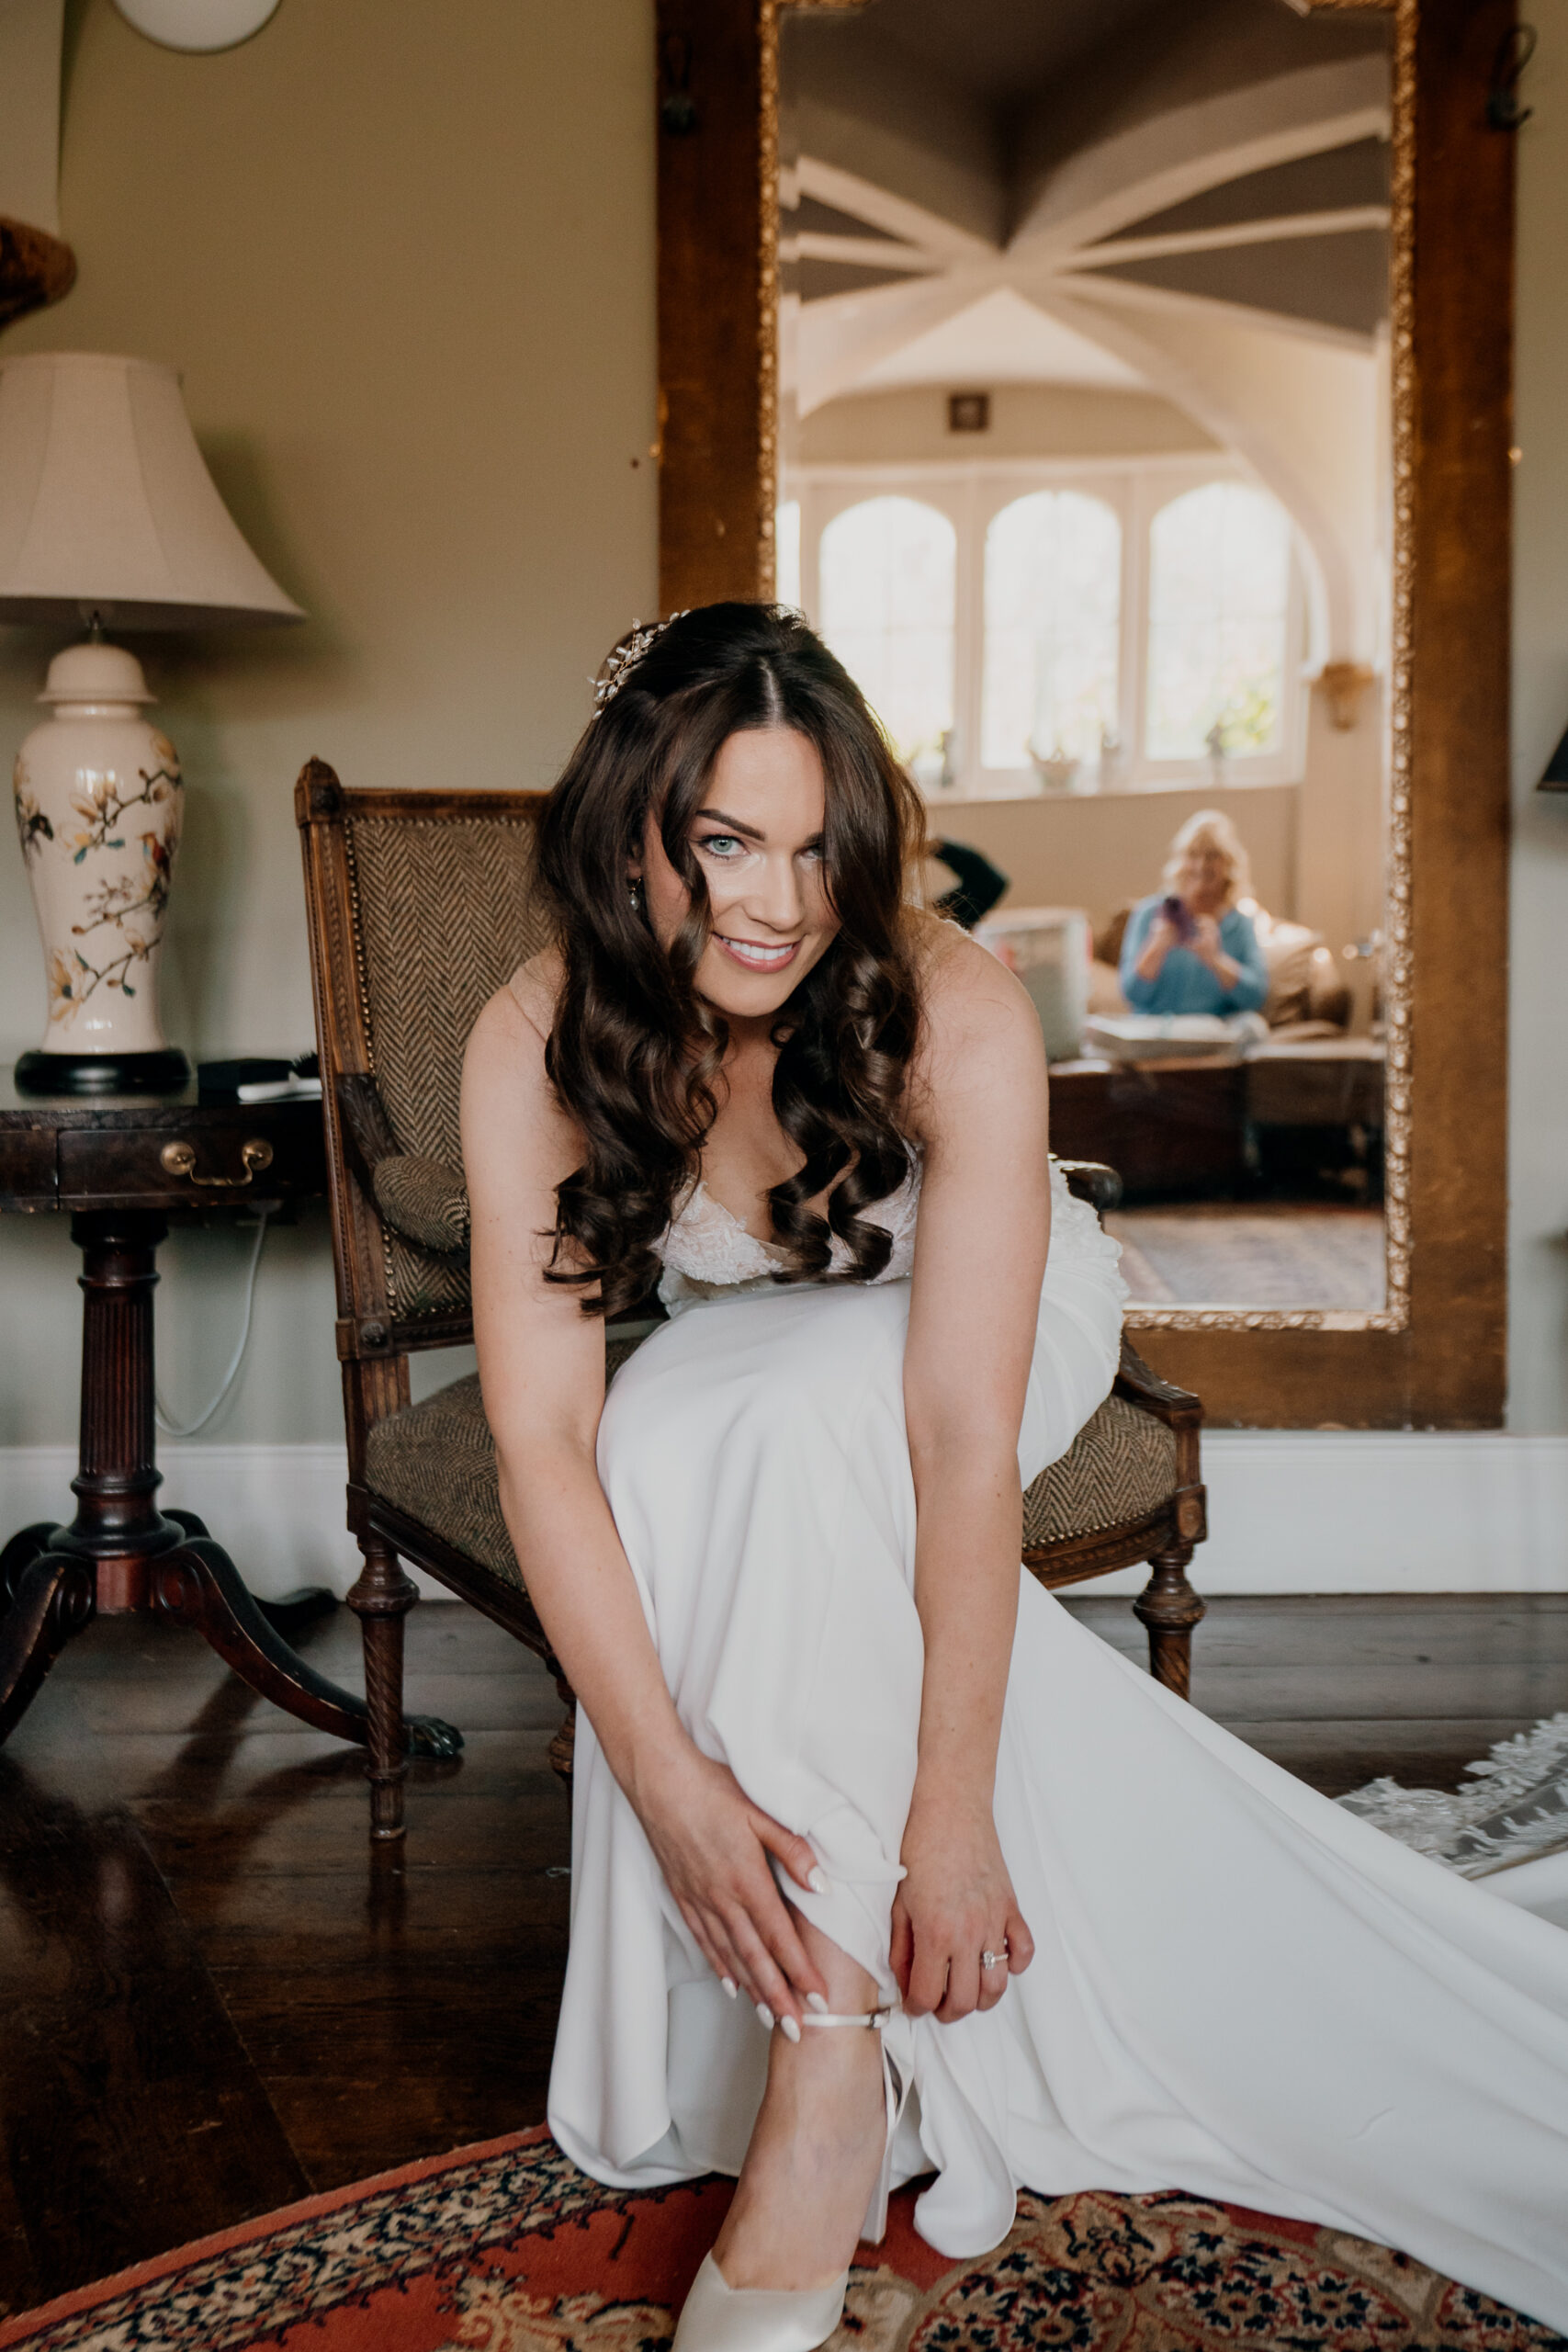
[
  {"xmin": 1487, "ymin": 23, "xmax": 1536, "ymax": 131},
  {"xmin": 660, "ymin": 32, "xmax": 698, "ymax": 135}
]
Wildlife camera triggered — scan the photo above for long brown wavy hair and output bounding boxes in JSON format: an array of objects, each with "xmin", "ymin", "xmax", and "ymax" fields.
[{"xmin": 536, "ymin": 602, "xmax": 927, "ymax": 1317}]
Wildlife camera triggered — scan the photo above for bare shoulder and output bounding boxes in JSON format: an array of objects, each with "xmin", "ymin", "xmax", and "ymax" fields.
[
  {"xmin": 463, "ymin": 946, "xmax": 579, "ymax": 1175},
  {"xmin": 505, "ymin": 943, "xmax": 565, "ymax": 1043},
  {"xmin": 467, "ymin": 947, "xmax": 560, "ymax": 1077},
  {"xmin": 909, "ymin": 910, "xmax": 1038, "ymax": 1053},
  {"xmin": 903, "ymin": 912, "xmax": 1043, "ymax": 1145}
]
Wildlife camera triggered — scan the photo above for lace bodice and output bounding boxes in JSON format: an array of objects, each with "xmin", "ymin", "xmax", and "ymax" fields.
[{"xmin": 654, "ymin": 1155, "xmax": 1119, "ymax": 1316}]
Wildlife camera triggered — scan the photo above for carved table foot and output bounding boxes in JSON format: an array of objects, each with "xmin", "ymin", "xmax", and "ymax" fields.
[
  {"xmin": 149, "ymin": 1536, "xmax": 462, "ymax": 1758},
  {"xmin": 0, "ymin": 1552, "xmax": 96, "ymax": 1741}
]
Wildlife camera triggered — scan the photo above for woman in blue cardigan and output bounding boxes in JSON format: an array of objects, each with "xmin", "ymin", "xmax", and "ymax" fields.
[{"xmin": 1120, "ymin": 808, "xmax": 1269, "ymax": 1016}]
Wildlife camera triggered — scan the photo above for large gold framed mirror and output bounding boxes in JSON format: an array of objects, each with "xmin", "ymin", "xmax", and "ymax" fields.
[{"xmin": 655, "ymin": 0, "xmax": 1511, "ymax": 1429}]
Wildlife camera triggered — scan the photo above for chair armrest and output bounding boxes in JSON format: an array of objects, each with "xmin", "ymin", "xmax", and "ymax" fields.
[
  {"xmin": 336, "ymin": 1070, "xmax": 400, "ymax": 1187},
  {"xmin": 373, "ymin": 1155, "xmax": 470, "ymax": 1255},
  {"xmin": 336, "ymin": 1071, "xmax": 470, "ymax": 1255},
  {"xmin": 1114, "ymin": 1336, "xmax": 1201, "ymax": 1430},
  {"xmin": 1055, "ymin": 1157, "xmax": 1123, "ymax": 1214}
]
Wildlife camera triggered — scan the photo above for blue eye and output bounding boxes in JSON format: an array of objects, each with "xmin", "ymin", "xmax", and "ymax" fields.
[{"xmin": 697, "ymin": 832, "xmax": 744, "ymax": 857}]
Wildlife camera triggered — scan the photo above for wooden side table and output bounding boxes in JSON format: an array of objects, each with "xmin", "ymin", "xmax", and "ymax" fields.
[{"xmin": 0, "ymin": 1070, "xmax": 459, "ymax": 1758}]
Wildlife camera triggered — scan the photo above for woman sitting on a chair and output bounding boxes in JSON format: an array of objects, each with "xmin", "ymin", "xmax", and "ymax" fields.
[
  {"xmin": 462, "ymin": 605, "xmax": 1568, "ymax": 2352},
  {"xmin": 1120, "ymin": 808, "xmax": 1269, "ymax": 1016}
]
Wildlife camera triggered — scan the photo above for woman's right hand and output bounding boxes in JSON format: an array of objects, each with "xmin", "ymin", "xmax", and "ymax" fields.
[
  {"xmin": 633, "ymin": 1738, "xmax": 829, "ymax": 2028},
  {"xmin": 1134, "ymin": 911, "xmax": 1179, "ymax": 981}
]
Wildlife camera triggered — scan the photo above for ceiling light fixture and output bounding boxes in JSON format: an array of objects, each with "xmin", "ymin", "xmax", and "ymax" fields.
[{"xmin": 112, "ymin": 0, "xmax": 281, "ymax": 54}]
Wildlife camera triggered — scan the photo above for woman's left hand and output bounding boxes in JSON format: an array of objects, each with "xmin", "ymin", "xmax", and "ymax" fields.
[{"xmin": 890, "ymin": 1790, "xmax": 1035, "ymax": 2022}]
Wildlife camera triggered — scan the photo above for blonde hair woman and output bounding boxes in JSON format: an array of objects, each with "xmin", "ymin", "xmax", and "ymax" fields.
[{"xmin": 1120, "ymin": 808, "xmax": 1268, "ymax": 1015}]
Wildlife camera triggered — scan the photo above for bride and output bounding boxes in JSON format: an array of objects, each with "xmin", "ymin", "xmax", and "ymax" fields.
[{"xmin": 462, "ymin": 604, "xmax": 1568, "ymax": 2347}]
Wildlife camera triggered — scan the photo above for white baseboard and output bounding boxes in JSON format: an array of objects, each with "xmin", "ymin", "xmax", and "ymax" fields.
[
  {"xmin": 2, "ymin": 1433, "xmax": 1565, "ymax": 1603},
  {"xmin": 1088, "ymin": 1430, "xmax": 1568, "ymax": 1599},
  {"xmin": 0, "ymin": 1442, "xmax": 443, "ymax": 1602}
]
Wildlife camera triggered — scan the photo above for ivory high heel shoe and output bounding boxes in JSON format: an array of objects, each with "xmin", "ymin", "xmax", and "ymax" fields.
[
  {"xmin": 670, "ymin": 2006, "xmax": 909, "ymax": 2352},
  {"xmin": 670, "ymin": 2253, "xmax": 852, "ymax": 2352}
]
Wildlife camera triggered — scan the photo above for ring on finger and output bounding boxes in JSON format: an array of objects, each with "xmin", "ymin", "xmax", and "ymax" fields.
[{"xmin": 980, "ymin": 1940, "xmax": 1010, "ymax": 1970}]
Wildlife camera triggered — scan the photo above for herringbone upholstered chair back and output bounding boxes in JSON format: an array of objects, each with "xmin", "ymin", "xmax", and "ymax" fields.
[{"xmin": 345, "ymin": 804, "xmax": 555, "ymax": 1320}]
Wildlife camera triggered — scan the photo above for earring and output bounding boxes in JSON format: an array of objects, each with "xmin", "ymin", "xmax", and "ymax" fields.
[{"xmin": 627, "ymin": 877, "xmax": 643, "ymax": 914}]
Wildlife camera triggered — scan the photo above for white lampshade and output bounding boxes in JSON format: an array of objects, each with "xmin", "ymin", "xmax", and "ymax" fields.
[{"xmin": 0, "ymin": 351, "xmax": 303, "ymax": 629}]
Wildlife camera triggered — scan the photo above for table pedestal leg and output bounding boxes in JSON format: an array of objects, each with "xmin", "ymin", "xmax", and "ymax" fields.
[{"xmin": 0, "ymin": 1210, "xmax": 459, "ymax": 1759}]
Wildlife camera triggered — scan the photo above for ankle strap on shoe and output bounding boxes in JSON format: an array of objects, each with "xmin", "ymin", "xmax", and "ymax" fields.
[{"xmin": 800, "ymin": 2005, "xmax": 897, "ymax": 2030}]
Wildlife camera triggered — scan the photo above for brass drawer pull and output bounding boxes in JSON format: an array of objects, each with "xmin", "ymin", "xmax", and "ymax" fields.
[{"xmin": 159, "ymin": 1137, "xmax": 275, "ymax": 1187}]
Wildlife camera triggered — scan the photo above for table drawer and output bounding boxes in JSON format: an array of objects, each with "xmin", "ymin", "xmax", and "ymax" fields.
[
  {"xmin": 0, "ymin": 1125, "xmax": 59, "ymax": 1207},
  {"xmin": 59, "ymin": 1114, "xmax": 326, "ymax": 1206}
]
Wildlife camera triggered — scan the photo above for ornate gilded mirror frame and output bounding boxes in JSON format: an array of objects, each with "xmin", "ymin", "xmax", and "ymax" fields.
[{"xmin": 655, "ymin": 0, "xmax": 1512, "ymax": 1428}]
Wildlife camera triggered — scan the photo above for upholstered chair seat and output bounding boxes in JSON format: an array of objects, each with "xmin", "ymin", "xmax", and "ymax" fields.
[{"xmin": 364, "ymin": 1355, "xmax": 1183, "ymax": 1600}]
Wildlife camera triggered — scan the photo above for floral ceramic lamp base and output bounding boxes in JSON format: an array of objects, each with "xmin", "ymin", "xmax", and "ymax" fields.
[{"xmin": 12, "ymin": 641, "xmax": 188, "ymax": 1097}]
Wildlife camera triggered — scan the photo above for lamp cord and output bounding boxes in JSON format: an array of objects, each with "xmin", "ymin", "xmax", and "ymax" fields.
[{"xmin": 154, "ymin": 1209, "xmax": 272, "ymax": 1439}]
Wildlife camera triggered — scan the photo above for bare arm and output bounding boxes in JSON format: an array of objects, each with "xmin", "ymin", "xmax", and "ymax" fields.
[
  {"xmin": 1190, "ymin": 913, "xmax": 1242, "ymax": 992},
  {"xmin": 893, "ymin": 934, "xmax": 1052, "ymax": 2021},
  {"xmin": 463, "ymin": 984, "xmax": 825, "ymax": 2023}
]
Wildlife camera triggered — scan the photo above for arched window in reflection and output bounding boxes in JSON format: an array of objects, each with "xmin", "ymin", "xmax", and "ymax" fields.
[
  {"xmin": 981, "ymin": 490, "xmax": 1122, "ymax": 769},
  {"xmin": 818, "ymin": 495, "xmax": 955, "ymax": 762},
  {"xmin": 1145, "ymin": 482, "xmax": 1292, "ymax": 761}
]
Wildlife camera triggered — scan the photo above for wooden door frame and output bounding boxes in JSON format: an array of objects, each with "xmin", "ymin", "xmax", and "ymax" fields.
[{"xmin": 655, "ymin": 0, "xmax": 1513, "ymax": 1429}]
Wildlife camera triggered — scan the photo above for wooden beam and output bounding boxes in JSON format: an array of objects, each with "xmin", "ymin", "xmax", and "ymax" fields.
[{"xmin": 657, "ymin": 0, "xmax": 772, "ymax": 611}]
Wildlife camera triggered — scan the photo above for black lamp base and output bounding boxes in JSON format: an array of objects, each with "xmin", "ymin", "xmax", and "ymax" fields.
[{"xmin": 15, "ymin": 1047, "xmax": 191, "ymax": 1098}]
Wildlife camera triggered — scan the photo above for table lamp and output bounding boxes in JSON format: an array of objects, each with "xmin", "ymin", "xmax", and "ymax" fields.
[{"xmin": 0, "ymin": 351, "xmax": 302, "ymax": 1094}]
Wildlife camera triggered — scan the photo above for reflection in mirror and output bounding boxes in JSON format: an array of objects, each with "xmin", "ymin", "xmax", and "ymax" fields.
[{"xmin": 777, "ymin": 0, "xmax": 1393, "ymax": 1323}]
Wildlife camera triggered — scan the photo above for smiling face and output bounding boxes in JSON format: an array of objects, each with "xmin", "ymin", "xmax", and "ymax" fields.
[
  {"xmin": 635, "ymin": 726, "xmax": 841, "ymax": 1024},
  {"xmin": 1174, "ymin": 839, "xmax": 1234, "ymax": 917}
]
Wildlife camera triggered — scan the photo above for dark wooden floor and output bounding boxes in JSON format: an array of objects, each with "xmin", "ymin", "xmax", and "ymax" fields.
[{"xmin": 1, "ymin": 1589, "xmax": 1564, "ymax": 2318}]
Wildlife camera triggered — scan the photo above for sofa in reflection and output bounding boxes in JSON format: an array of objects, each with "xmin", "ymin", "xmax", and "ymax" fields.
[{"xmin": 988, "ymin": 902, "xmax": 1383, "ymax": 1203}]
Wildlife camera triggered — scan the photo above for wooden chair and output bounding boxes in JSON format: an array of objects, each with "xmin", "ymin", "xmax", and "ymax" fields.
[{"xmin": 295, "ymin": 764, "xmax": 1209, "ymax": 1839}]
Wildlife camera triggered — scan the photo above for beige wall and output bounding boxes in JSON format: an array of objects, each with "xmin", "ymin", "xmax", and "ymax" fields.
[
  {"xmin": 795, "ymin": 384, "xmax": 1217, "ymax": 468},
  {"xmin": 0, "ymin": 0, "xmax": 656, "ymax": 1446}
]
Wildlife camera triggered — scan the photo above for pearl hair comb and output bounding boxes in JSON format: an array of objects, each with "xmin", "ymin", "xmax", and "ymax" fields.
[{"xmin": 592, "ymin": 612, "xmax": 689, "ymax": 712}]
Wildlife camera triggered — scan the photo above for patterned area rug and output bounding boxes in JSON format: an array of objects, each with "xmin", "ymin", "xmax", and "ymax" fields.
[
  {"xmin": 1106, "ymin": 1204, "xmax": 1386, "ymax": 1312},
  {"xmin": 2, "ymin": 2125, "xmax": 1560, "ymax": 2352}
]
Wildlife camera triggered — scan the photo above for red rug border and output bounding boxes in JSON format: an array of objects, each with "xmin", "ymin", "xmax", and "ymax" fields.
[
  {"xmin": 0, "ymin": 2122, "xmax": 556, "ymax": 2349},
  {"xmin": 0, "ymin": 2125, "xmax": 1359, "ymax": 2352}
]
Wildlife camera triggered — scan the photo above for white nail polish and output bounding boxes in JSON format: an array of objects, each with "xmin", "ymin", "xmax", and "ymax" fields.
[
  {"xmin": 721, "ymin": 1976, "xmax": 739, "ymax": 1998},
  {"xmin": 806, "ymin": 1992, "xmax": 829, "ymax": 2014},
  {"xmin": 808, "ymin": 1867, "xmax": 828, "ymax": 1894},
  {"xmin": 780, "ymin": 2014, "xmax": 801, "ymax": 2043},
  {"xmin": 756, "ymin": 2002, "xmax": 775, "ymax": 2030}
]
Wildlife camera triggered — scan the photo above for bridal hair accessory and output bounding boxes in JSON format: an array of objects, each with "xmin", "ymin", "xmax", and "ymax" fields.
[{"xmin": 592, "ymin": 611, "xmax": 691, "ymax": 712}]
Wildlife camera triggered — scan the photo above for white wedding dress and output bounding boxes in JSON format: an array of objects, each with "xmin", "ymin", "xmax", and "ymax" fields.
[{"xmin": 547, "ymin": 1160, "xmax": 1568, "ymax": 2335}]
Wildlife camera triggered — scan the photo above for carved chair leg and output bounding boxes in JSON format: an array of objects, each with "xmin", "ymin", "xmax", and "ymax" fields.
[
  {"xmin": 347, "ymin": 1536, "xmax": 419, "ymax": 1841},
  {"xmin": 1134, "ymin": 1545, "xmax": 1206, "ymax": 1700}
]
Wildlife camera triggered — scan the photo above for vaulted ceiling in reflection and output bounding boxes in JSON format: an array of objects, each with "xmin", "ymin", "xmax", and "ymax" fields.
[
  {"xmin": 780, "ymin": 0, "xmax": 1392, "ymax": 398},
  {"xmin": 779, "ymin": 0, "xmax": 1393, "ymax": 669}
]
